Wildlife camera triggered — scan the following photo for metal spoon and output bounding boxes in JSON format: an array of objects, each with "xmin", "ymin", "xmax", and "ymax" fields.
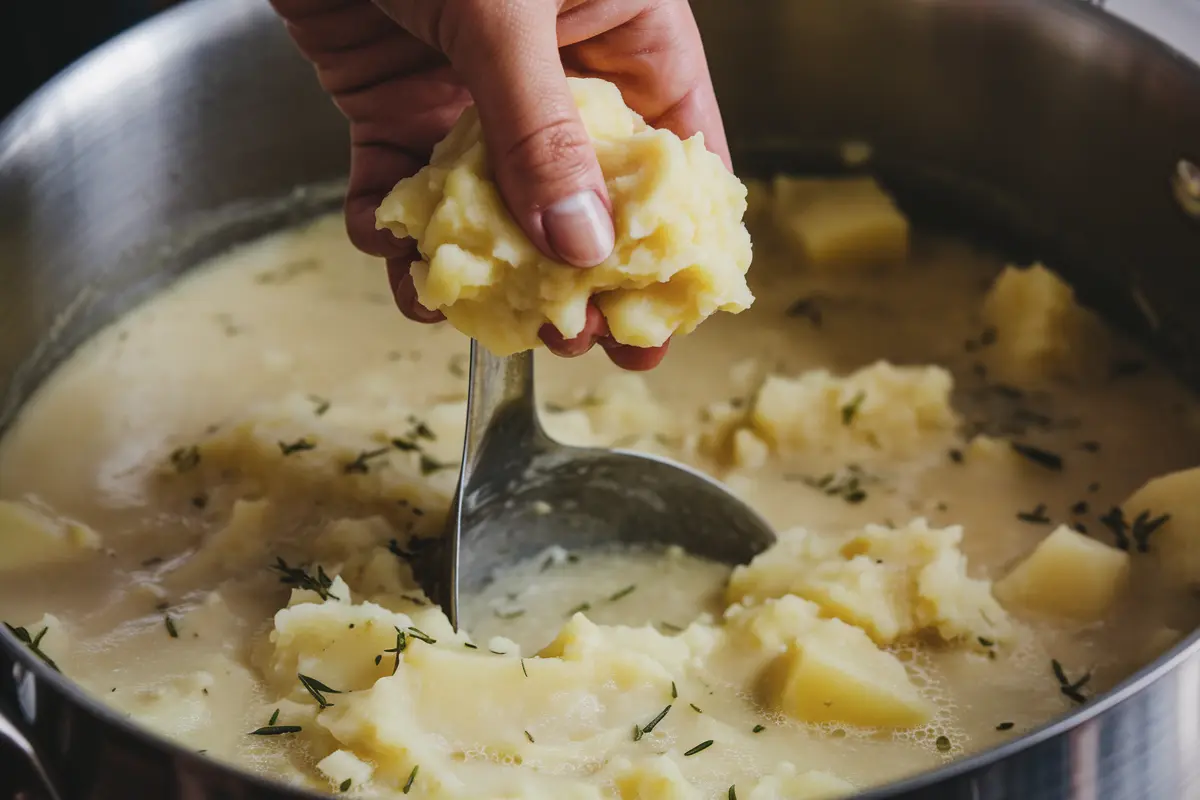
[{"xmin": 416, "ymin": 340, "xmax": 777, "ymax": 631}]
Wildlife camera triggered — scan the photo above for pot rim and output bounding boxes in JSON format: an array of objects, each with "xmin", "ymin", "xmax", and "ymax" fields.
[{"xmin": 2, "ymin": 0, "xmax": 1199, "ymax": 797}]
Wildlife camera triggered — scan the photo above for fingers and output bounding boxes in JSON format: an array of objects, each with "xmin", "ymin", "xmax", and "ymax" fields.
[
  {"xmin": 560, "ymin": 0, "xmax": 731, "ymax": 168},
  {"xmin": 539, "ymin": 302, "xmax": 609, "ymax": 357},
  {"xmin": 435, "ymin": 0, "xmax": 616, "ymax": 268},
  {"xmin": 601, "ymin": 336, "xmax": 670, "ymax": 371},
  {"xmin": 386, "ymin": 258, "xmax": 445, "ymax": 323}
]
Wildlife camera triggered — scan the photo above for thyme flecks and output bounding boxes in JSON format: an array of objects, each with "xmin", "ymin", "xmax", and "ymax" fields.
[
  {"xmin": 4, "ymin": 623, "xmax": 60, "ymax": 672},
  {"xmin": 403, "ymin": 765, "xmax": 419, "ymax": 794},
  {"xmin": 298, "ymin": 673, "xmax": 342, "ymax": 709},
  {"xmin": 1010, "ymin": 442, "xmax": 1063, "ymax": 471},
  {"xmin": 1052, "ymin": 659, "xmax": 1091, "ymax": 705},
  {"xmin": 270, "ymin": 558, "xmax": 339, "ymax": 601},
  {"xmin": 249, "ymin": 725, "xmax": 302, "ymax": 736},
  {"xmin": 278, "ymin": 438, "xmax": 316, "ymax": 456},
  {"xmin": 1098, "ymin": 507, "xmax": 1170, "ymax": 553}
]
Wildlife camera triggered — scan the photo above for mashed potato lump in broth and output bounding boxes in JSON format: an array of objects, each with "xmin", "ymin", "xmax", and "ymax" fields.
[{"xmin": 2, "ymin": 174, "xmax": 1200, "ymax": 799}]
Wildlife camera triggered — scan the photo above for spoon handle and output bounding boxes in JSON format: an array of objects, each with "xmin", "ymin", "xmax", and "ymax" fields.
[{"xmin": 461, "ymin": 342, "xmax": 539, "ymax": 464}]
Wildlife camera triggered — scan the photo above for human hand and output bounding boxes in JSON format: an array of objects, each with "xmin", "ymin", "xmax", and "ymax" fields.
[{"xmin": 270, "ymin": 0, "xmax": 730, "ymax": 370}]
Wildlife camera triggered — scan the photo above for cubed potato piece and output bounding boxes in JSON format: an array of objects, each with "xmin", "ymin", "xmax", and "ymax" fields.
[
  {"xmin": 613, "ymin": 756, "xmax": 700, "ymax": 800},
  {"xmin": 980, "ymin": 264, "xmax": 1109, "ymax": 385},
  {"xmin": 748, "ymin": 764, "xmax": 857, "ymax": 800},
  {"xmin": 995, "ymin": 526, "xmax": 1130, "ymax": 621},
  {"xmin": 777, "ymin": 618, "xmax": 931, "ymax": 728},
  {"xmin": 0, "ymin": 500, "xmax": 101, "ymax": 572},
  {"xmin": 731, "ymin": 428, "xmax": 770, "ymax": 470},
  {"xmin": 1123, "ymin": 468, "xmax": 1200, "ymax": 588},
  {"xmin": 772, "ymin": 176, "xmax": 909, "ymax": 269},
  {"xmin": 317, "ymin": 749, "xmax": 375, "ymax": 791}
]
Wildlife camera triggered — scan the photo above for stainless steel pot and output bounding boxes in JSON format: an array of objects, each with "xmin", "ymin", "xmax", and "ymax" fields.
[{"xmin": 3, "ymin": 0, "xmax": 1200, "ymax": 797}]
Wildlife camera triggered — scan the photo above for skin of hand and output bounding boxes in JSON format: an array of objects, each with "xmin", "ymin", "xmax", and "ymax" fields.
[{"xmin": 270, "ymin": 0, "xmax": 731, "ymax": 371}]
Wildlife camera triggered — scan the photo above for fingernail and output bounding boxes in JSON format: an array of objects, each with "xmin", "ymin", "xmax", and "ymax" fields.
[{"xmin": 543, "ymin": 191, "xmax": 614, "ymax": 268}]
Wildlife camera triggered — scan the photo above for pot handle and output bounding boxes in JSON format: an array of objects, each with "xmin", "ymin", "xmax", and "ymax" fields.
[{"xmin": 0, "ymin": 681, "xmax": 65, "ymax": 800}]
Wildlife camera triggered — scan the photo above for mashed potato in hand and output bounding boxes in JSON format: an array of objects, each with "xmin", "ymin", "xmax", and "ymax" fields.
[{"xmin": 375, "ymin": 77, "xmax": 755, "ymax": 356}]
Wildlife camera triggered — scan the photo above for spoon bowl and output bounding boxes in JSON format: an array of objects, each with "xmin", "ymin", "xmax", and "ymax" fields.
[{"xmin": 417, "ymin": 342, "xmax": 777, "ymax": 629}]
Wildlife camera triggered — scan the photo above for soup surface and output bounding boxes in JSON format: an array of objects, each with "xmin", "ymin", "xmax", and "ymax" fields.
[{"xmin": 1, "ymin": 178, "xmax": 1198, "ymax": 799}]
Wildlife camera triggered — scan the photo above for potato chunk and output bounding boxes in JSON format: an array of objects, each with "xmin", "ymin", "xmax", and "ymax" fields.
[
  {"xmin": 376, "ymin": 77, "xmax": 753, "ymax": 355},
  {"xmin": 979, "ymin": 264, "xmax": 1108, "ymax": 385},
  {"xmin": 0, "ymin": 500, "xmax": 101, "ymax": 572},
  {"xmin": 777, "ymin": 618, "xmax": 931, "ymax": 728},
  {"xmin": 771, "ymin": 176, "xmax": 909, "ymax": 269},
  {"xmin": 749, "ymin": 362, "xmax": 957, "ymax": 456},
  {"xmin": 1122, "ymin": 468, "xmax": 1200, "ymax": 588},
  {"xmin": 748, "ymin": 764, "xmax": 856, "ymax": 800},
  {"xmin": 995, "ymin": 526, "xmax": 1130, "ymax": 621}
]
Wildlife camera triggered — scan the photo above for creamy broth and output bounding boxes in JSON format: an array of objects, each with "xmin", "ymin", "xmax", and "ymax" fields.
[{"xmin": 2, "ymin": 196, "xmax": 1199, "ymax": 798}]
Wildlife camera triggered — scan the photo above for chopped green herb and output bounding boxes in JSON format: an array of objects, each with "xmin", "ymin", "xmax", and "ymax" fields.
[
  {"xmin": 978, "ymin": 637, "xmax": 995, "ymax": 648},
  {"xmin": 689, "ymin": 703, "xmax": 702, "ymax": 713},
  {"xmin": 308, "ymin": 395, "xmax": 331, "ymax": 416},
  {"xmin": 785, "ymin": 296, "xmax": 823, "ymax": 327},
  {"xmin": 249, "ymin": 725, "xmax": 302, "ymax": 736},
  {"xmin": 521, "ymin": 659, "xmax": 529, "ymax": 678},
  {"xmin": 164, "ymin": 616, "xmax": 179, "ymax": 639},
  {"xmin": 1099, "ymin": 507, "xmax": 1170, "ymax": 553},
  {"xmin": 407, "ymin": 627, "xmax": 436, "ymax": 645},
  {"xmin": 633, "ymin": 724, "xmax": 644, "ymax": 742},
  {"xmin": 170, "ymin": 446, "xmax": 201, "ymax": 473},
  {"xmin": 659, "ymin": 622, "xmax": 683, "ymax": 634},
  {"xmin": 671, "ymin": 681, "xmax": 678, "ymax": 699},
  {"xmin": 1016, "ymin": 503, "xmax": 1051, "ymax": 525},
  {"xmin": 1052, "ymin": 659, "xmax": 1091, "ymax": 704},
  {"xmin": 464, "ymin": 643, "xmax": 478, "ymax": 650},
  {"xmin": 1071, "ymin": 501, "xmax": 1089, "ymax": 515},
  {"xmin": 608, "ymin": 584, "xmax": 637, "ymax": 602},
  {"xmin": 400, "ymin": 594, "xmax": 428, "ymax": 606},
  {"xmin": 448, "ymin": 355, "xmax": 467, "ymax": 378},
  {"xmin": 683, "ymin": 740, "xmax": 714, "ymax": 756},
  {"xmin": 343, "ymin": 447, "xmax": 390, "ymax": 475},
  {"xmin": 384, "ymin": 628, "xmax": 408, "ymax": 675},
  {"xmin": 1080, "ymin": 441, "xmax": 1101, "ymax": 453},
  {"xmin": 268, "ymin": 709, "xmax": 280, "ymax": 726},
  {"xmin": 996, "ymin": 721, "xmax": 1015, "ymax": 731},
  {"xmin": 1011, "ymin": 443, "xmax": 1063, "ymax": 471},
  {"xmin": 403, "ymin": 765, "xmax": 419, "ymax": 794},
  {"xmin": 191, "ymin": 494, "xmax": 208, "ymax": 510},
  {"xmin": 278, "ymin": 438, "xmax": 316, "ymax": 456},
  {"xmin": 524, "ymin": 730, "xmax": 535, "ymax": 743},
  {"xmin": 752, "ymin": 724, "xmax": 765, "ymax": 733},
  {"xmin": 270, "ymin": 558, "xmax": 339, "ymax": 601},
  {"xmin": 298, "ymin": 674, "xmax": 342, "ymax": 709},
  {"xmin": 642, "ymin": 705, "xmax": 671, "ymax": 734},
  {"xmin": 5, "ymin": 623, "xmax": 60, "ymax": 672},
  {"xmin": 419, "ymin": 454, "xmax": 454, "ymax": 476},
  {"xmin": 936, "ymin": 735, "xmax": 951, "ymax": 752},
  {"xmin": 391, "ymin": 437, "xmax": 419, "ymax": 452},
  {"xmin": 340, "ymin": 778, "xmax": 352, "ymax": 792},
  {"xmin": 948, "ymin": 449, "xmax": 964, "ymax": 464},
  {"xmin": 567, "ymin": 602, "xmax": 592, "ymax": 616},
  {"xmin": 729, "ymin": 787, "xmax": 737, "ymax": 800},
  {"xmin": 840, "ymin": 391, "xmax": 866, "ymax": 426}
]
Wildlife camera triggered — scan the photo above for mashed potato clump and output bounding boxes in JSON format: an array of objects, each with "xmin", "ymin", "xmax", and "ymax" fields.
[{"xmin": 376, "ymin": 77, "xmax": 754, "ymax": 356}]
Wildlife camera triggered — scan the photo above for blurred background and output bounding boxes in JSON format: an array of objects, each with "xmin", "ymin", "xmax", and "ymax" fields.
[
  {"xmin": 1, "ymin": 0, "xmax": 1198, "ymax": 120},
  {"xmin": 0, "ymin": 1, "xmax": 182, "ymax": 117}
]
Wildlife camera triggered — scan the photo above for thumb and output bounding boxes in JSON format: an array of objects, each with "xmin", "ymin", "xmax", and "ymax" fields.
[{"xmin": 443, "ymin": 1, "xmax": 614, "ymax": 268}]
